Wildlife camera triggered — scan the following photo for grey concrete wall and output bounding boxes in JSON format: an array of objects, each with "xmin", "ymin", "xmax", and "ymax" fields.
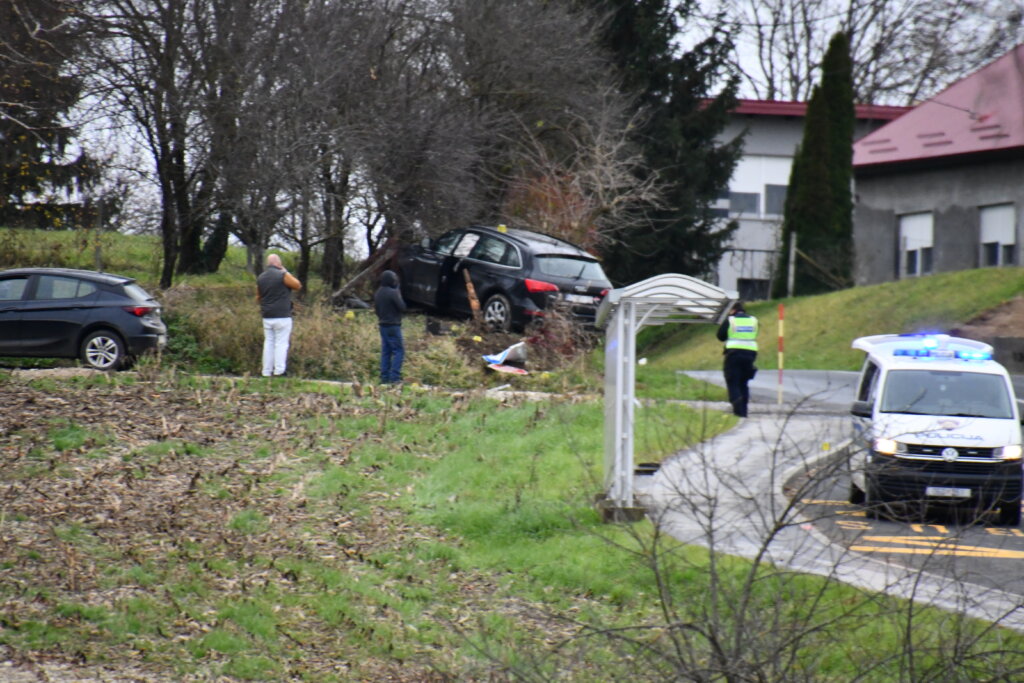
[{"xmin": 853, "ymin": 157, "xmax": 1024, "ymax": 286}]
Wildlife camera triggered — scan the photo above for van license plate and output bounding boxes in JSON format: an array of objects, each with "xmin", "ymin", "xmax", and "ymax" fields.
[{"xmin": 925, "ymin": 486, "xmax": 971, "ymax": 498}]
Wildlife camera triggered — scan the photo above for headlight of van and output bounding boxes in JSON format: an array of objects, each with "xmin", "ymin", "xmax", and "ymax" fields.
[
  {"xmin": 996, "ymin": 445, "xmax": 1023, "ymax": 461},
  {"xmin": 873, "ymin": 438, "xmax": 905, "ymax": 456}
]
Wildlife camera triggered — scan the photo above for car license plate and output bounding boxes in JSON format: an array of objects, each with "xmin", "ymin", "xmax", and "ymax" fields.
[
  {"xmin": 158, "ymin": 334, "xmax": 167, "ymax": 347},
  {"xmin": 925, "ymin": 486, "xmax": 971, "ymax": 498},
  {"xmin": 563, "ymin": 293, "xmax": 594, "ymax": 304}
]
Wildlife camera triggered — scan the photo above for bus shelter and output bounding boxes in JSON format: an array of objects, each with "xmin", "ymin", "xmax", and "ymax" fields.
[{"xmin": 594, "ymin": 273, "xmax": 737, "ymax": 520}]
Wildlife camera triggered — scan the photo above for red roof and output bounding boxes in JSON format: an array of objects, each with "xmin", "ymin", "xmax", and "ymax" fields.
[
  {"xmin": 730, "ymin": 99, "xmax": 910, "ymax": 121},
  {"xmin": 854, "ymin": 44, "xmax": 1024, "ymax": 168}
]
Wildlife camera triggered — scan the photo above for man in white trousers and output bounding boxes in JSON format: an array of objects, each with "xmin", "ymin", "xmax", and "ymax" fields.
[{"xmin": 256, "ymin": 253, "xmax": 302, "ymax": 377}]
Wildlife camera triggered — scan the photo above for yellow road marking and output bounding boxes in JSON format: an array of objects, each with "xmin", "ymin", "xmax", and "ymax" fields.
[
  {"xmin": 850, "ymin": 545, "xmax": 1024, "ymax": 559},
  {"xmin": 851, "ymin": 536, "xmax": 1024, "ymax": 559}
]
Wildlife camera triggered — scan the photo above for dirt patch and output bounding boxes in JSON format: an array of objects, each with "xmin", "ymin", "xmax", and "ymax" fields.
[{"xmin": 950, "ymin": 295, "xmax": 1024, "ymax": 341}]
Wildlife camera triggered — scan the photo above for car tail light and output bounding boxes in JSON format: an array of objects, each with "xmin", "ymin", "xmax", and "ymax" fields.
[
  {"xmin": 599, "ymin": 288, "xmax": 608, "ymax": 298},
  {"xmin": 524, "ymin": 278, "xmax": 559, "ymax": 293},
  {"xmin": 123, "ymin": 305, "xmax": 155, "ymax": 317}
]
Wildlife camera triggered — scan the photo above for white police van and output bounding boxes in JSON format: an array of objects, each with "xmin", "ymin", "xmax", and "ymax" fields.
[{"xmin": 849, "ymin": 334, "xmax": 1024, "ymax": 525}]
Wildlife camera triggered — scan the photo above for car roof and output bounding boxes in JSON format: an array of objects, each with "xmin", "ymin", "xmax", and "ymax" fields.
[
  {"xmin": 853, "ymin": 333, "xmax": 1008, "ymax": 375},
  {"xmin": 466, "ymin": 225, "xmax": 598, "ymax": 259},
  {"xmin": 0, "ymin": 267, "xmax": 134, "ymax": 286}
]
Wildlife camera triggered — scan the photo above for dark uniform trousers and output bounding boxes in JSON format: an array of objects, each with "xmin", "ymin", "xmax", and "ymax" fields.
[{"xmin": 723, "ymin": 349, "xmax": 757, "ymax": 417}]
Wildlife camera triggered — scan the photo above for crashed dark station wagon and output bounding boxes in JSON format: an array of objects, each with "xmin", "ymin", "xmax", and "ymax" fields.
[{"xmin": 396, "ymin": 225, "xmax": 612, "ymax": 332}]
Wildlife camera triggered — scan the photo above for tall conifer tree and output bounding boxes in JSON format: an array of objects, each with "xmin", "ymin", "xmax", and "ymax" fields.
[
  {"xmin": 774, "ymin": 31, "xmax": 854, "ymax": 296},
  {"xmin": 0, "ymin": 0, "xmax": 94, "ymax": 229},
  {"xmin": 584, "ymin": 0, "xmax": 742, "ymax": 285}
]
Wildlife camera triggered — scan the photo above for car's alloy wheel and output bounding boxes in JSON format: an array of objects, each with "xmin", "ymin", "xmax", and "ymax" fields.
[
  {"xmin": 81, "ymin": 330, "xmax": 126, "ymax": 370},
  {"xmin": 483, "ymin": 293, "xmax": 512, "ymax": 332}
]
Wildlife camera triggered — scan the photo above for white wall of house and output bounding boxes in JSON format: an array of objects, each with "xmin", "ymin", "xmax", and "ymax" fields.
[
  {"xmin": 715, "ymin": 154, "xmax": 792, "ymax": 300},
  {"xmin": 713, "ymin": 107, "xmax": 902, "ymax": 300}
]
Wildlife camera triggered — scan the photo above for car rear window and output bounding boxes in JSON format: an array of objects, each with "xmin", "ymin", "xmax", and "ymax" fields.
[
  {"xmin": 123, "ymin": 283, "xmax": 155, "ymax": 302},
  {"xmin": 35, "ymin": 275, "xmax": 98, "ymax": 300},
  {"xmin": 534, "ymin": 256, "xmax": 607, "ymax": 281},
  {"xmin": 469, "ymin": 235, "xmax": 520, "ymax": 267},
  {"xmin": 0, "ymin": 277, "xmax": 28, "ymax": 300}
]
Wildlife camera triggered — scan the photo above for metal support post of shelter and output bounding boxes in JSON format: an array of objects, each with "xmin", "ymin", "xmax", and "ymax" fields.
[{"xmin": 593, "ymin": 274, "xmax": 737, "ymax": 522}]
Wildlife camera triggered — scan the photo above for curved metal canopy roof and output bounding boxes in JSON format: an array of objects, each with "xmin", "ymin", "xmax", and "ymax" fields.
[{"xmin": 595, "ymin": 273, "xmax": 738, "ymax": 330}]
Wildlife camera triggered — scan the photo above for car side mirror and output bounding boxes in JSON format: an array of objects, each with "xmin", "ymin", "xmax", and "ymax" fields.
[{"xmin": 851, "ymin": 400, "xmax": 873, "ymax": 418}]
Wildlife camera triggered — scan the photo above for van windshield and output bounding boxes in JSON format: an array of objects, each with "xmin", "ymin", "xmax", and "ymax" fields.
[{"xmin": 880, "ymin": 369, "xmax": 1014, "ymax": 419}]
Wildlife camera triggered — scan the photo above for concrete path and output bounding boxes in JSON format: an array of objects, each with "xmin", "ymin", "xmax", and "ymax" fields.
[{"xmin": 636, "ymin": 397, "xmax": 1024, "ymax": 631}]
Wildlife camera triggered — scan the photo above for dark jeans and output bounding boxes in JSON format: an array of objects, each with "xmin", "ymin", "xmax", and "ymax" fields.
[
  {"xmin": 723, "ymin": 349, "xmax": 757, "ymax": 417},
  {"xmin": 379, "ymin": 324, "xmax": 404, "ymax": 383}
]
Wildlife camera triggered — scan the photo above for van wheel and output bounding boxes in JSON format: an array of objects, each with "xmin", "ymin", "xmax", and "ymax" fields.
[
  {"xmin": 81, "ymin": 330, "xmax": 127, "ymax": 371},
  {"xmin": 863, "ymin": 480, "xmax": 883, "ymax": 520},
  {"xmin": 998, "ymin": 501, "xmax": 1021, "ymax": 527},
  {"xmin": 848, "ymin": 481, "xmax": 865, "ymax": 505}
]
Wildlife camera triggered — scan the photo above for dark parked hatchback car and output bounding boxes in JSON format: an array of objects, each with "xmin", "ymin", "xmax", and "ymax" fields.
[
  {"xmin": 0, "ymin": 267, "xmax": 167, "ymax": 370},
  {"xmin": 396, "ymin": 225, "xmax": 612, "ymax": 331}
]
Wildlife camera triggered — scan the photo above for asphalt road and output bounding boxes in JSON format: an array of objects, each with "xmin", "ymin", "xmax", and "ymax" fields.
[{"xmin": 642, "ymin": 369, "xmax": 1024, "ymax": 629}]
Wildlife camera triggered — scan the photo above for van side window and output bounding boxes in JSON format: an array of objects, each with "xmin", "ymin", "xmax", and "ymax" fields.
[{"xmin": 858, "ymin": 360, "xmax": 879, "ymax": 402}]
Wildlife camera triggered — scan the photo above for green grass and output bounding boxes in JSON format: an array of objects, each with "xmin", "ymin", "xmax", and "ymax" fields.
[{"xmin": 2, "ymin": 373, "xmax": 1023, "ymax": 678}]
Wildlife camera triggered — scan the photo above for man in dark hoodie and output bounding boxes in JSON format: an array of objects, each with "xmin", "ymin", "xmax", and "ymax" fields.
[{"xmin": 374, "ymin": 270, "xmax": 407, "ymax": 384}]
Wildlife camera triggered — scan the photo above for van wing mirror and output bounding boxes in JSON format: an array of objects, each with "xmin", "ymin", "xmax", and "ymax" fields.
[{"xmin": 851, "ymin": 400, "xmax": 873, "ymax": 418}]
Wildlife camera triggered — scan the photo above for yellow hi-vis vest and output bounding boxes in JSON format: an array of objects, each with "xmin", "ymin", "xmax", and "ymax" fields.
[{"xmin": 725, "ymin": 315, "xmax": 758, "ymax": 352}]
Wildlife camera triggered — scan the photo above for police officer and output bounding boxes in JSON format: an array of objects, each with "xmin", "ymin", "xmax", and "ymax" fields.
[{"xmin": 716, "ymin": 301, "xmax": 759, "ymax": 417}]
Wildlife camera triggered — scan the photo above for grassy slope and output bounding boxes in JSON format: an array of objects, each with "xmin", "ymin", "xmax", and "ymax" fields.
[{"xmin": 640, "ymin": 267, "xmax": 1024, "ymax": 373}]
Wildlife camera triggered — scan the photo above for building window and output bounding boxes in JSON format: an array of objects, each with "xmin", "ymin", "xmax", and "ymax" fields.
[
  {"xmin": 737, "ymin": 278, "xmax": 770, "ymax": 301},
  {"xmin": 729, "ymin": 192, "xmax": 760, "ymax": 216},
  {"xmin": 980, "ymin": 204, "xmax": 1016, "ymax": 267},
  {"xmin": 764, "ymin": 184, "xmax": 787, "ymax": 216},
  {"xmin": 921, "ymin": 247, "xmax": 933, "ymax": 274},
  {"xmin": 899, "ymin": 212, "xmax": 933, "ymax": 278},
  {"xmin": 983, "ymin": 242, "xmax": 999, "ymax": 266}
]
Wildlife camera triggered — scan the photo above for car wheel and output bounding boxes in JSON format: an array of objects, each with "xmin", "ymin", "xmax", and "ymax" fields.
[
  {"xmin": 81, "ymin": 330, "xmax": 127, "ymax": 371},
  {"xmin": 482, "ymin": 293, "xmax": 512, "ymax": 332},
  {"xmin": 998, "ymin": 500, "xmax": 1022, "ymax": 527}
]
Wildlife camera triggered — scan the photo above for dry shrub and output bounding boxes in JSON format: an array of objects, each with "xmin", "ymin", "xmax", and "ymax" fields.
[
  {"xmin": 162, "ymin": 285, "xmax": 482, "ymax": 385},
  {"xmin": 405, "ymin": 330, "xmax": 482, "ymax": 387},
  {"xmin": 288, "ymin": 304, "xmax": 380, "ymax": 381},
  {"xmin": 163, "ymin": 284, "xmax": 263, "ymax": 373}
]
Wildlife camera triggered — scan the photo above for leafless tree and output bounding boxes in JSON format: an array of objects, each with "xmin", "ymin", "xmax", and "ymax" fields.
[
  {"xmin": 70, "ymin": 0, "xmax": 650, "ymax": 288},
  {"xmin": 693, "ymin": 0, "xmax": 1024, "ymax": 104},
  {"xmin": 499, "ymin": 103, "xmax": 662, "ymax": 252}
]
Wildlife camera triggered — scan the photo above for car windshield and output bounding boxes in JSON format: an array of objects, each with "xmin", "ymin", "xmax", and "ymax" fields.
[
  {"xmin": 534, "ymin": 255, "xmax": 607, "ymax": 281},
  {"xmin": 880, "ymin": 369, "xmax": 1014, "ymax": 418}
]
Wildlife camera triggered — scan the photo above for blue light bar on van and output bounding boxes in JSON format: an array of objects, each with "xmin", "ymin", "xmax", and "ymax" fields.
[
  {"xmin": 955, "ymin": 350, "xmax": 992, "ymax": 361},
  {"xmin": 892, "ymin": 348, "xmax": 991, "ymax": 360}
]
